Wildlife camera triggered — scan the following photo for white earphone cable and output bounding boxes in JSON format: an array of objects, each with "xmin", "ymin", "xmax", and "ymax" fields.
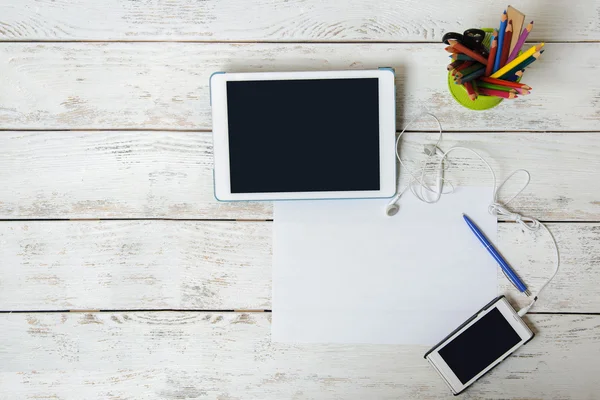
[{"xmin": 391, "ymin": 113, "xmax": 560, "ymax": 317}]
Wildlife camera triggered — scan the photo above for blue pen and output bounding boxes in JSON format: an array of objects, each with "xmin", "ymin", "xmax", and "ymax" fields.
[{"xmin": 463, "ymin": 214, "xmax": 530, "ymax": 296}]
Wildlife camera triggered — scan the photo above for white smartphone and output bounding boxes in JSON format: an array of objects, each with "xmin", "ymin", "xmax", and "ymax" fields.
[
  {"xmin": 209, "ymin": 69, "xmax": 397, "ymax": 201},
  {"xmin": 425, "ymin": 296, "xmax": 534, "ymax": 395}
]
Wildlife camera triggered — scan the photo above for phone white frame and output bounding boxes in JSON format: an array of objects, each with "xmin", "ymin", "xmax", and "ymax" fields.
[
  {"xmin": 210, "ymin": 69, "xmax": 396, "ymax": 201},
  {"xmin": 426, "ymin": 297, "xmax": 534, "ymax": 395}
]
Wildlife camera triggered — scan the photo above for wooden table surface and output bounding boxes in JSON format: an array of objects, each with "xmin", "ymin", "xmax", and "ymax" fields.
[{"xmin": 1, "ymin": 1, "xmax": 600, "ymax": 398}]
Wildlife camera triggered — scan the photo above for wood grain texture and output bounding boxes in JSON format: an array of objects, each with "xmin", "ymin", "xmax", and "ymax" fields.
[
  {"xmin": 1, "ymin": 43, "xmax": 599, "ymax": 131},
  {"xmin": 0, "ymin": 131, "xmax": 272, "ymax": 219},
  {"xmin": 0, "ymin": 220, "xmax": 597, "ymax": 313},
  {"xmin": 498, "ymin": 223, "xmax": 600, "ymax": 313},
  {"xmin": 1, "ymin": 0, "xmax": 599, "ymax": 42},
  {"xmin": 1, "ymin": 312, "xmax": 599, "ymax": 399},
  {"xmin": 2, "ymin": 131, "xmax": 599, "ymax": 220},
  {"xmin": 0, "ymin": 221, "xmax": 271, "ymax": 311}
]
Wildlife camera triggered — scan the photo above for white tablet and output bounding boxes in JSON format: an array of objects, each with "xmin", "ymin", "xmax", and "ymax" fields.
[{"xmin": 210, "ymin": 69, "xmax": 396, "ymax": 201}]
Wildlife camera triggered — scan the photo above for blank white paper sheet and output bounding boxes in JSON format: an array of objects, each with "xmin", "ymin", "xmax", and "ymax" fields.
[{"xmin": 272, "ymin": 187, "xmax": 498, "ymax": 345}]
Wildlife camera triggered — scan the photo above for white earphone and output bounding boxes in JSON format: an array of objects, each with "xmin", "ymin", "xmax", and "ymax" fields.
[
  {"xmin": 386, "ymin": 112, "xmax": 561, "ymax": 318},
  {"xmin": 386, "ymin": 113, "xmax": 446, "ymax": 216},
  {"xmin": 385, "ymin": 144, "xmax": 446, "ymax": 216}
]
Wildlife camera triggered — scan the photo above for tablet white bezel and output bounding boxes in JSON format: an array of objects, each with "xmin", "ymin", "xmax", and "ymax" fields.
[
  {"xmin": 210, "ymin": 69, "xmax": 396, "ymax": 201},
  {"xmin": 426, "ymin": 297, "xmax": 534, "ymax": 395}
]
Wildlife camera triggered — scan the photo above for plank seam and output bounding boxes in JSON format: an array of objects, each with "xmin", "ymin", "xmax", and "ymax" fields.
[
  {"xmin": 1, "ymin": 129, "xmax": 599, "ymax": 134},
  {"xmin": 0, "ymin": 40, "xmax": 597, "ymax": 44},
  {"xmin": 0, "ymin": 310, "xmax": 597, "ymax": 315}
]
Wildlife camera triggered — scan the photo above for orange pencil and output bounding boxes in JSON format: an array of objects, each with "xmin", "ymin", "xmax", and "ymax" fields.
[
  {"xmin": 499, "ymin": 20, "xmax": 512, "ymax": 67},
  {"xmin": 479, "ymin": 76, "xmax": 531, "ymax": 90},
  {"xmin": 445, "ymin": 46, "xmax": 459, "ymax": 53},
  {"xmin": 448, "ymin": 39, "xmax": 489, "ymax": 65},
  {"xmin": 485, "ymin": 30, "xmax": 498, "ymax": 76}
]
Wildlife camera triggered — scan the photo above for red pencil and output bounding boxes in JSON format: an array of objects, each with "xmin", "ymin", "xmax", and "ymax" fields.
[
  {"xmin": 464, "ymin": 81, "xmax": 477, "ymax": 101},
  {"xmin": 479, "ymin": 76, "xmax": 531, "ymax": 90},
  {"xmin": 448, "ymin": 39, "xmax": 489, "ymax": 65},
  {"xmin": 499, "ymin": 20, "xmax": 513, "ymax": 67},
  {"xmin": 478, "ymin": 87, "xmax": 518, "ymax": 99},
  {"xmin": 485, "ymin": 30, "xmax": 498, "ymax": 76},
  {"xmin": 452, "ymin": 61, "xmax": 474, "ymax": 76},
  {"xmin": 447, "ymin": 60, "xmax": 463, "ymax": 71}
]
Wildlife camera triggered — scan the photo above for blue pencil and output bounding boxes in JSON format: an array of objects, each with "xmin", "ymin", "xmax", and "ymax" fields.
[{"xmin": 493, "ymin": 10, "xmax": 508, "ymax": 73}]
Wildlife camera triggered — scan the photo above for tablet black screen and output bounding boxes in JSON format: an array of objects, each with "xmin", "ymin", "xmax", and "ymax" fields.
[{"xmin": 226, "ymin": 78, "xmax": 380, "ymax": 193}]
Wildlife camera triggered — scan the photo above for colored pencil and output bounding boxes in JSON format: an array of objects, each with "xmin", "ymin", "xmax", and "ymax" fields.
[
  {"xmin": 507, "ymin": 21, "xmax": 534, "ymax": 63},
  {"xmin": 454, "ymin": 63, "xmax": 484, "ymax": 78},
  {"xmin": 499, "ymin": 20, "xmax": 513, "ymax": 67},
  {"xmin": 479, "ymin": 76, "xmax": 531, "ymax": 89},
  {"xmin": 490, "ymin": 43, "xmax": 544, "ymax": 78},
  {"xmin": 448, "ymin": 39, "xmax": 489, "ymax": 65},
  {"xmin": 452, "ymin": 61, "xmax": 475, "ymax": 75},
  {"xmin": 464, "ymin": 81, "xmax": 477, "ymax": 101},
  {"xmin": 450, "ymin": 53, "xmax": 476, "ymax": 61},
  {"xmin": 447, "ymin": 60, "xmax": 463, "ymax": 71},
  {"xmin": 478, "ymin": 87, "xmax": 518, "ymax": 99},
  {"xmin": 476, "ymin": 82, "xmax": 513, "ymax": 91},
  {"xmin": 455, "ymin": 68, "xmax": 485, "ymax": 84},
  {"xmin": 445, "ymin": 46, "xmax": 459, "ymax": 53},
  {"xmin": 485, "ymin": 30, "xmax": 498, "ymax": 76},
  {"xmin": 498, "ymin": 50, "xmax": 543, "ymax": 79},
  {"xmin": 493, "ymin": 10, "xmax": 508, "ymax": 72},
  {"xmin": 476, "ymin": 81, "xmax": 530, "ymax": 94},
  {"xmin": 504, "ymin": 71, "xmax": 523, "ymax": 82}
]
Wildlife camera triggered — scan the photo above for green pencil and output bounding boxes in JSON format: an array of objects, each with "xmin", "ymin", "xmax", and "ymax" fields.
[
  {"xmin": 454, "ymin": 63, "xmax": 485, "ymax": 78},
  {"xmin": 450, "ymin": 54, "xmax": 476, "ymax": 61},
  {"xmin": 476, "ymin": 81, "xmax": 530, "ymax": 95},
  {"xmin": 455, "ymin": 68, "xmax": 485, "ymax": 84}
]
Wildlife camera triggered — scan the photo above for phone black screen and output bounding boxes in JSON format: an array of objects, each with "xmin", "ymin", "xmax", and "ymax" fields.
[
  {"xmin": 438, "ymin": 307, "xmax": 522, "ymax": 384},
  {"xmin": 226, "ymin": 78, "xmax": 380, "ymax": 193}
]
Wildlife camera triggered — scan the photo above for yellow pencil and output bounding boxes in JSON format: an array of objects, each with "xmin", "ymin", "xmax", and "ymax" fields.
[{"xmin": 490, "ymin": 43, "xmax": 544, "ymax": 78}]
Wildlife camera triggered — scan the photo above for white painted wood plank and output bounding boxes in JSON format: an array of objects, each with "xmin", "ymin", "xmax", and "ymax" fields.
[
  {"xmin": 0, "ymin": 221, "xmax": 597, "ymax": 313},
  {"xmin": 498, "ymin": 223, "xmax": 600, "ymax": 314},
  {"xmin": 1, "ymin": 0, "xmax": 599, "ymax": 42},
  {"xmin": 0, "ymin": 221, "xmax": 271, "ymax": 311},
  {"xmin": 0, "ymin": 43, "xmax": 598, "ymax": 131},
  {"xmin": 0, "ymin": 131, "xmax": 272, "ymax": 219},
  {"xmin": 1, "ymin": 312, "xmax": 598, "ymax": 399},
  {"xmin": 2, "ymin": 131, "xmax": 598, "ymax": 220}
]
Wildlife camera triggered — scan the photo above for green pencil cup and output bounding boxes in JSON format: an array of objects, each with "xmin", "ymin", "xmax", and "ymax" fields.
[{"xmin": 448, "ymin": 28, "xmax": 503, "ymax": 111}]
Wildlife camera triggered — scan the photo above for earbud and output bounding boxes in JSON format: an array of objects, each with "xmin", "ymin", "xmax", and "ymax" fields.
[
  {"xmin": 387, "ymin": 112, "xmax": 446, "ymax": 217},
  {"xmin": 385, "ymin": 195, "xmax": 401, "ymax": 216},
  {"xmin": 423, "ymin": 144, "xmax": 445, "ymax": 157}
]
